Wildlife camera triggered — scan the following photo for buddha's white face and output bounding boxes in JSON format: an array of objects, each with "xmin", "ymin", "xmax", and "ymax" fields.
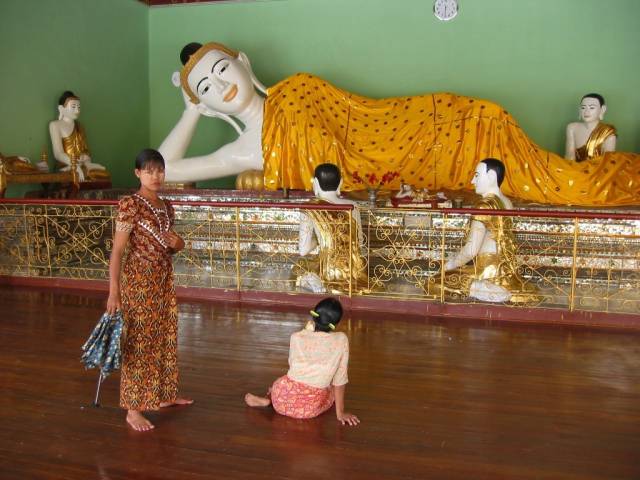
[
  {"xmin": 60, "ymin": 99, "xmax": 81, "ymax": 120},
  {"xmin": 187, "ymin": 50, "xmax": 256, "ymax": 115},
  {"xmin": 471, "ymin": 162, "xmax": 494, "ymax": 195},
  {"xmin": 580, "ymin": 97, "xmax": 605, "ymax": 123}
]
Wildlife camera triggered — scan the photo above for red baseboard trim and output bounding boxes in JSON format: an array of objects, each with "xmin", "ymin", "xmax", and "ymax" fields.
[{"xmin": 1, "ymin": 275, "xmax": 637, "ymax": 330}]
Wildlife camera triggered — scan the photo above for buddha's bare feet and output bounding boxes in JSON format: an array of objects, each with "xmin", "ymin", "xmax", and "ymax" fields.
[
  {"xmin": 245, "ymin": 393, "xmax": 271, "ymax": 407},
  {"xmin": 126, "ymin": 410, "xmax": 154, "ymax": 432},
  {"xmin": 159, "ymin": 397, "xmax": 194, "ymax": 408}
]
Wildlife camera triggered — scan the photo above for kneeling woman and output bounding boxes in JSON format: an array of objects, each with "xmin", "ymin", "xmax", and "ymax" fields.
[{"xmin": 245, "ymin": 298, "xmax": 360, "ymax": 426}]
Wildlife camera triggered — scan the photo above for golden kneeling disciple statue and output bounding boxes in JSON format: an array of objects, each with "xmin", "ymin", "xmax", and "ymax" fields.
[
  {"xmin": 429, "ymin": 159, "xmax": 540, "ymax": 304},
  {"xmin": 296, "ymin": 164, "xmax": 368, "ymax": 294}
]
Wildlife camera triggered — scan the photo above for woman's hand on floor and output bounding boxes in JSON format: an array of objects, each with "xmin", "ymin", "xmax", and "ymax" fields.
[{"xmin": 337, "ymin": 412, "xmax": 360, "ymax": 426}]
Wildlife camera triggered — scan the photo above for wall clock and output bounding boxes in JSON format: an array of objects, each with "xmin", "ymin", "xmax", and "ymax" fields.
[{"xmin": 434, "ymin": 0, "xmax": 458, "ymax": 21}]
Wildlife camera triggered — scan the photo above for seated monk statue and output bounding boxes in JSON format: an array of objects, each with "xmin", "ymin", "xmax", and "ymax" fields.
[
  {"xmin": 296, "ymin": 163, "xmax": 367, "ymax": 294},
  {"xmin": 159, "ymin": 41, "xmax": 640, "ymax": 206},
  {"xmin": 49, "ymin": 91, "xmax": 110, "ymax": 182},
  {"xmin": 432, "ymin": 158, "xmax": 540, "ymax": 304},
  {"xmin": 565, "ymin": 93, "xmax": 617, "ymax": 162}
]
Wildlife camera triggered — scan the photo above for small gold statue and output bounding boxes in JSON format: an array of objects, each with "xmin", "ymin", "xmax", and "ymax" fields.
[{"xmin": 36, "ymin": 149, "xmax": 50, "ymax": 172}]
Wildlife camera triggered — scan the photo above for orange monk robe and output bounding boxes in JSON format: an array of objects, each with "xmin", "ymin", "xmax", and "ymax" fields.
[
  {"xmin": 575, "ymin": 123, "xmax": 617, "ymax": 162},
  {"xmin": 61, "ymin": 122, "xmax": 91, "ymax": 159},
  {"xmin": 262, "ymin": 73, "xmax": 640, "ymax": 206}
]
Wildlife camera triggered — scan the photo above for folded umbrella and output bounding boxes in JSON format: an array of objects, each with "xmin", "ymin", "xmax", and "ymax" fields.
[{"xmin": 81, "ymin": 311, "xmax": 124, "ymax": 405}]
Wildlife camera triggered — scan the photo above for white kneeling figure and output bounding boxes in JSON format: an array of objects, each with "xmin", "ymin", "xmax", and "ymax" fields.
[
  {"xmin": 443, "ymin": 159, "xmax": 514, "ymax": 303},
  {"xmin": 297, "ymin": 163, "xmax": 364, "ymax": 294}
]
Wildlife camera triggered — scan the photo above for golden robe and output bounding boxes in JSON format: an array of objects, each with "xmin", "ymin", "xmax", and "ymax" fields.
[
  {"xmin": 61, "ymin": 122, "xmax": 90, "ymax": 159},
  {"xmin": 60, "ymin": 122, "xmax": 110, "ymax": 182},
  {"xmin": 575, "ymin": 123, "xmax": 617, "ymax": 162},
  {"xmin": 432, "ymin": 195, "xmax": 540, "ymax": 304},
  {"xmin": 296, "ymin": 202, "xmax": 368, "ymax": 294},
  {"xmin": 263, "ymin": 74, "xmax": 639, "ymax": 206}
]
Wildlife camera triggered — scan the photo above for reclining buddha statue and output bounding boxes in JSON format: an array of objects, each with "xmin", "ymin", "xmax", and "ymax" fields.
[{"xmin": 159, "ymin": 42, "xmax": 640, "ymax": 207}]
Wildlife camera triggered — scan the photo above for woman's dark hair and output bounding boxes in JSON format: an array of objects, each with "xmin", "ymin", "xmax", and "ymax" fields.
[
  {"xmin": 311, "ymin": 297, "xmax": 343, "ymax": 332},
  {"xmin": 58, "ymin": 90, "xmax": 79, "ymax": 106},
  {"xmin": 480, "ymin": 158, "xmax": 505, "ymax": 186},
  {"xmin": 181, "ymin": 42, "xmax": 203, "ymax": 65},
  {"xmin": 314, "ymin": 163, "xmax": 341, "ymax": 191},
  {"xmin": 135, "ymin": 148, "xmax": 165, "ymax": 171},
  {"xmin": 582, "ymin": 93, "xmax": 605, "ymax": 106}
]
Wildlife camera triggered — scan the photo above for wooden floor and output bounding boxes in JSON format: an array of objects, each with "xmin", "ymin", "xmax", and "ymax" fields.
[{"xmin": 1, "ymin": 286, "xmax": 640, "ymax": 479}]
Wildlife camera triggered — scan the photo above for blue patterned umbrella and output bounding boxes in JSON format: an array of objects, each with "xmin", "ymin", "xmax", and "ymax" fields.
[{"xmin": 81, "ymin": 311, "xmax": 123, "ymax": 405}]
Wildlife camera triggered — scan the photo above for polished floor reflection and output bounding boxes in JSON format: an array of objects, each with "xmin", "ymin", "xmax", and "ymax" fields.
[{"xmin": 1, "ymin": 286, "xmax": 639, "ymax": 480}]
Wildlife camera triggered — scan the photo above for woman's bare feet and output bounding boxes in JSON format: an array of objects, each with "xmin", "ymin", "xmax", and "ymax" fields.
[
  {"xmin": 126, "ymin": 410, "xmax": 154, "ymax": 432},
  {"xmin": 244, "ymin": 393, "xmax": 271, "ymax": 407},
  {"xmin": 159, "ymin": 397, "xmax": 194, "ymax": 408}
]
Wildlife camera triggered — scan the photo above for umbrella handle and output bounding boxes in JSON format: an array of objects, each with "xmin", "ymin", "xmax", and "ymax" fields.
[{"xmin": 93, "ymin": 372, "xmax": 105, "ymax": 407}]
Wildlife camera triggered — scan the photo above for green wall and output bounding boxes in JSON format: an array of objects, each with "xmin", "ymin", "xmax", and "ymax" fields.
[
  {"xmin": 0, "ymin": 0, "xmax": 149, "ymax": 196},
  {"xmin": 2, "ymin": 0, "xmax": 639, "ymax": 195},
  {"xmin": 148, "ymin": 0, "xmax": 640, "ymax": 188}
]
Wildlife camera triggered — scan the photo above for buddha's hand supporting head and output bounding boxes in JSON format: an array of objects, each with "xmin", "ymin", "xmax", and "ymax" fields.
[
  {"xmin": 171, "ymin": 73, "xmax": 199, "ymax": 112},
  {"xmin": 176, "ymin": 42, "xmax": 264, "ymax": 116}
]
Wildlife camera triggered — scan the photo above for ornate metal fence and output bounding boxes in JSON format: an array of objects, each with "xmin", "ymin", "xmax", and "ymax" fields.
[{"xmin": 1, "ymin": 199, "xmax": 638, "ymax": 315}]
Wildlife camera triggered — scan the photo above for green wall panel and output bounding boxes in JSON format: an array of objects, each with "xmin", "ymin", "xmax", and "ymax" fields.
[
  {"xmin": 1, "ymin": 0, "xmax": 638, "ymax": 195},
  {"xmin": 0, "ymin": 0, "xmax": 149, "ymax": 196}
]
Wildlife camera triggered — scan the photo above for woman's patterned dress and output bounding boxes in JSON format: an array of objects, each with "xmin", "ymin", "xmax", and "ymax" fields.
[{"xmin": 115, "ymin": 194, "xmax": 178, "ymax": 411}]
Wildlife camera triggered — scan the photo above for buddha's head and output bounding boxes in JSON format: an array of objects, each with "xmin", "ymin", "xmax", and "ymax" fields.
[
  {"xmin": 178, "ymin": 42, "xmax": 261, "ymax": 115},
  {"xmin": 312, "ymin": 163, "xmax": 341, "ymax": 196},
  {"xmin": 579, "ymin": 93, "xmax": 606, "ymax": 123},
  {"xmin": 58, "ymin": 91, "xmax": 81, "ymax": 121},
  {"xmin": 472, "ymin": 158, "xmax": 505, "ymax": 195}
]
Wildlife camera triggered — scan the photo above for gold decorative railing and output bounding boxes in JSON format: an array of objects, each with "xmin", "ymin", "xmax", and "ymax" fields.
[{"xmin": 0, "ymin": 199, "xmax": 638, "ymax": 315}]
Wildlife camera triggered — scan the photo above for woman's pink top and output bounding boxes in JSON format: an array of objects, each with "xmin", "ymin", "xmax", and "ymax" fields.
[{"xmin": 286, "ymin": 329, "xmax": 349, "ymax": 389}]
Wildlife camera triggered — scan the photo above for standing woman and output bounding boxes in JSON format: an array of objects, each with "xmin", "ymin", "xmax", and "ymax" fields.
[{"xmin": 107, "ymin": 148, "xmax": 192, "ymax": 431}]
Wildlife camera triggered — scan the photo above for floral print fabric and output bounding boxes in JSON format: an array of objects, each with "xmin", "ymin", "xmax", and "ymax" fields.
[
  {"xmin": 116, "ymin": 195, "xmax": 179, "ymax": 411},
  {"xmin": 270, "ymin": 375, "xmax": 335, "ymax": 419},
  {"xmin": 286, "ymin": 330, "xmax": 349, "ymax": 389}
]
